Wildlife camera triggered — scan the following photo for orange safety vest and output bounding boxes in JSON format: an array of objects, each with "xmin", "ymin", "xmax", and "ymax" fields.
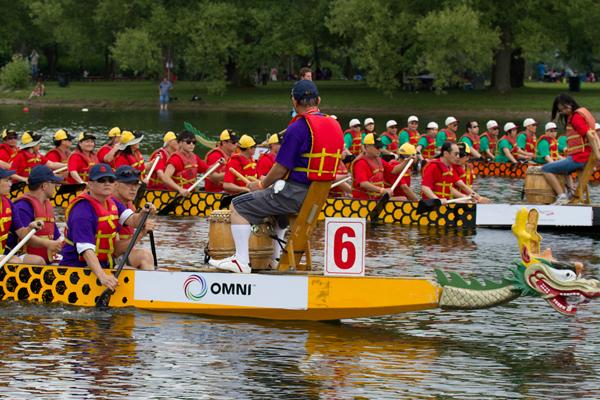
[
  {"xmin": 441, "ymin": 129, "xmax": 457, "ymax": 142},
  {"xmin": 46, "ymin": 147, "xmax": 70, "ymax": 163},
  {"xmin": 421, "ymin": 135, "xmax": 437, "ymax": 159},
  {"xmin": 16, "ymin": 193, "xmax": 56, "ymax": 263},
  {"xmin": 65, "ymin": 193, "xmax": 119, "ymax": 267},
  {"xmin": 291, "ymin": 110, "xmax": 344, "ymax": 181},
  {"xmin": 518, "ymin": 132, "xmax": 537, "ymax": 153},
  {"xmin": 423, "ymin": 159, "xmax": 455, "ymax": 200},
  {"xmin": 0, "ymin": 196, "xmax": 12, "ymax": 253},
  {"xmin": 566, "ymin": 107, "xmax": 596, "ymax": 156},
  {"xmin": 227, "ymin": 153, "xmax": 257, "ymax": 188},
  {"xmin": 66, "ymin": 149, "xmax": 98, "ymax": 184},
  {"xmin": 381, "ymin": 131, "xmax": 399, "ymax": 151},
  {"xmin": 115, "ymin": 199, "xmax": 135, "ymax": 240},
  {"xmin": 344, "ymin": 129, "xmax": 363, "ymax": 156},
  {"xmin": 171, "ymin": 151, "xmax": 203, "ymax": 189},
  {"xmin": 480, "ymin": 132, "xmax": 497, "ymax": 154},
  {"xmin": 257, "ymin": 152, "xmax": 276, "ymax": 177},
  {"xmin": 461, "ymin": 132, "xmax": 481, "ymax": 151},
  {"xmin": 0, "ymin": 143, "xmax": 17, "ymax": 162},
  {"xmin": 148, "ymin": 147, "xmax": 169, "ymax": 189},
  {"xmin": 16, "ymin": 149, "xmax": 43, "ymax": 176},
  {"xmin": 351, "ymin": 155, "xmax": 385, "ymax": 200},
  {"xmin": 537, "ymin": 134, "xmax": 559, "ymax": 160},
  {"xmin": 401, "ymin": 128, "xmax": 420, "ymax": 145},
  {"xmin": 453, "ymin": 164, "xmax": 475, "ymax": 188}
]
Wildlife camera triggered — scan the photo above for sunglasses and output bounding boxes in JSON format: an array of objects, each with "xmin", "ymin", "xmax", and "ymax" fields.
[
  {"xmin": 184, "ymin": 140, "xmax": 196, "ymax": 144},
  {"xmin": 96, "ymin": 177, "xmax": 116, "ymax": 184}
]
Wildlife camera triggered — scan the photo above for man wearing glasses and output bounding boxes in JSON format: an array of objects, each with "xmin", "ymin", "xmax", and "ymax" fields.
[
  {"xmin": 162, "ymin": 131, "xmax": 207, "ymax": 196},
  {"xmin": 479, "ymin": 120, "xmax": 499, "ymax": 161},
  {"xmin": 459, "ymin": 121, "xmax": 483, "ymax": 159},
  {"xmin": 421, "ymin": 142, "xmax": 469, "ymax": 203},
  {"xmin": 205, "ymin": 129, "xmax": 239, "ymax": 192}
]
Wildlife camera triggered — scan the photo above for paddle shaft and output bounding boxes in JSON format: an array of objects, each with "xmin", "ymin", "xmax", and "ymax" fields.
[
  {"xmin": 0, "ymin": 226, "xmax": 39, "ymax": 269},
  {"xmin": 143, "ymin": 154, "xmax": 162, "ymax": 185},
  {"xmin": 228, "ymin": 168, "xmax": 256, "ymax": 184},
  {"xmin": 149, "ymin": 230, "xmax": 158, "ymax": 269},
  {"xmin": 331, "ymin": 176, "xmax": 351, "ymax": 188},
  {"xmin": 54, "ymin": 166, "xmax": 68, "ymax": 174},
  {"xmin": 188, "ymin": 159, "xmax": 224, "ymax": 192},
  {"xmin": 368, "ymin": 158, "xmax": 414, "ymax": 222},
  {"xmin": 390, "ymin": 159, "xmax": 414, "ymax": 192},
  {"xmin": 446, "ymin": 195, "xmax": 473, "ymax": 204}
]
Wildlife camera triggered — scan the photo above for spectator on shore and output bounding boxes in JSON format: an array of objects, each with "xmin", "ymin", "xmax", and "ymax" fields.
[
  {"xmin": 270, "ymin": 67, "xmax": 278, "ymax": 82},
  {"xmin": 28, "ymin": 78, "xmax": 45, "ymax": 99},
  {"xmin": 29, "ymin": 49, "xmax": 39, "ymax": 79},
  {"xmin": 300, "ymin": 67, "xmax": 312, "ymax": 81},
  {"xmin": 159, "ymin": 77, "xmax": 173, "ymax": 111}
]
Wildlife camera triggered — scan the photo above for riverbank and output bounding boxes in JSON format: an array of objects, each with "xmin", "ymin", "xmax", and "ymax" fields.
[{"xmin": 2, "ymin": 80, "xmax": 600, "ymax": 117}]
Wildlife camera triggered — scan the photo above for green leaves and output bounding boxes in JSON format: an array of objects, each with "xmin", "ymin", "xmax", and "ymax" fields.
[{"xmin": 111, "ymin": 28, "xmax": 162, "ymax": 77}]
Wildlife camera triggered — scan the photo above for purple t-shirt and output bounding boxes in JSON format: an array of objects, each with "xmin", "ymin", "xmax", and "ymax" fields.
[
  {"xmin": 275, "ymin": 117, "xmax": 312, "ymax": 185},
  {"xmin": 11, "ymin": 200, "xmax": 60, "ymax": 239},
  {"xmin": 60, "ymin": 198, "xmax": 128, "ymax": 267}
]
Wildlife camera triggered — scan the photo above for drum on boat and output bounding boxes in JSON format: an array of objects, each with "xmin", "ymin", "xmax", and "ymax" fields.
[
  {"xmin": 207, "ymin": 209, "xmax": 274, "ymax": 269},
  {"xmin": 524, "ymin": 166, "xmax": 564, "ymax": 204}
]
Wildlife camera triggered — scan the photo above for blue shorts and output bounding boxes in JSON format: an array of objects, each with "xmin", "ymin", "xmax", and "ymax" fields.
[
  {"xmin": 159, "ymin": 94, "xmax": 169, "ymax": 104},
  {"xmin": 540, "ymin": 156, "xmax": 585, "ymax": 175}
]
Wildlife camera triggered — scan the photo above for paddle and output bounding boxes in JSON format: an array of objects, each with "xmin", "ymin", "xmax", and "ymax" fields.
[
  {"xmin": 0, "ymin": 223, "xmax": 40, "ymax": 270},
  {"xmin": 149, "ymin": 230, "xmax": 158, "ymax": 270},
  {"xmin": 158, "ymin": 159, "xmax": 224, "ymax": 216},
  {"xmin": 228, "ymin": 167, "xmax": 255, "ymax": 184},
  {"xmin": 368, "ymin": 158, "xmax": 413, "ymax": 223},
  {"xmin": 331, "ymin": 176, "xmax": 351, "ymax": 188},
  {"xmin": 96, "ymin": 205, "xmax": 151, "ymax": 308},
  {"xmin": 134, "ymin": 154, "xmax": 161, "ymax": 209},
  {"xmin": 416, "ymin": 195, "xmax": 473, "ymax": 215}
]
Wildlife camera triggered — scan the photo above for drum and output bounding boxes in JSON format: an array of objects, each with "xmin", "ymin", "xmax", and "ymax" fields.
[
  {"xmin": 207, "ymin": 210, "xmax": 274, "ymax": 269},
  {"xmin": 524, "ymin": 166, "xmax": 564, "ymax": 204}
]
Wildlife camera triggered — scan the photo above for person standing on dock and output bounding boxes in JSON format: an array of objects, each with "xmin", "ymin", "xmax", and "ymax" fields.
[
  {"xmin": 0, "ymin": 129, "xmax": 21, "ymax": 173},
  {"xmin": 204, "ymin": 129, "xmax": 239, "ymax": 193},
  {"xmin": 479, "ymin": 120, "xmax": 499, "ymax": 160},
  {"xmin": 66, "ymin": 132, "xmax": 98, "ymax": 184},
  {"xmin": 159, "ymin": 76, "xmax": 173, "ymax": 111},
  {"xmin": 398, "ymin": 116, "xmax": 420, "ymax": 147},
  {"xmin": 223, "ymin": 135, "xmax": 258, "ymax": 194},
  {"xmin": 161, "ymin": 131, "xmax": 207, "ymax": 195},
  {"xmin": 12, "ymin": 131, "xmax": 66, "ymax": 180},
  {"xmin": 257, "ymin": 133, "xmax": 281, "ymax": 177},
  {"xmin": 97, "ymin": 127, "xmax": 121, "ymax": 164},
  {"xmin": 459, "ymin": 121, "xmax": 482, "ymax": 159},
  {"xmin": 436, "ymin": 117, "xmax": 459, "ymax": 150},
  {"xmin": 209, "ymin": 80, "xmax": 344, "ymax": 273},
  {"xmin": 148, "ymin": 131, "xmax": 179, "ymax": 190},
  {"xmin": 535, "ymin": 122, "xmax": 562, "ymax": 164}
]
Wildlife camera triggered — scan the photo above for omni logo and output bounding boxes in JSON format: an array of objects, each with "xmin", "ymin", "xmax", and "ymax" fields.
[{"xmin": 183, "ymin": 274, "xmax": 208, "ymax": 301}]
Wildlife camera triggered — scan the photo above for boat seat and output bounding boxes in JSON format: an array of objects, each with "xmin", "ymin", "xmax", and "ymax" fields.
[
  {"xmin": 277, "ymin": 181, "xmax": 332, "ymax": 272},
  {"xmin": 570, "ymin": 152, "xmax": 596, "ymax": 205}
]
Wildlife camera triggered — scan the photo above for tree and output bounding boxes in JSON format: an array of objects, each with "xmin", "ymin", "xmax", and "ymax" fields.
[{"xmin": 111, "ymin": 28, "xmax": 161, "ymax": 76}]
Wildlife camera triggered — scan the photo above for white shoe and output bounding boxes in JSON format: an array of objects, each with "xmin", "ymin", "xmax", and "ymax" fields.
[
  {"xmin": 208, "ymin": 255, "xmax": 234, "ymax": 268},
  {"xmin": 552, "ymin": 193, "xmax": 571, "ymax": 206},
  {"xmin": 215, "ymin": 258, "xmax": 251, "ymax": 274}
]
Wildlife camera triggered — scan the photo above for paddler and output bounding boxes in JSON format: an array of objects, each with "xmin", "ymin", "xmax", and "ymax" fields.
[
  {"xmin": 535, "ymin": 122, "xmax": 562, "ymax": 164},
  {"xmin": 515, "ymin": 118, "xmax": 537, "ymax": 159},
  {"xmin": 209, "ymin": 80, "xmax": 344, "ymax": 273},
  {"xmin": 343, "ymin": 118, "xmax": 363, "ymax": 156},
  {"xmin": 112, "ymin": 166, "xmax": 154, "ymax": 270},
  {"xmin": 0, "ymin": 129, "xmax": 20, "ymax": 172},
  {"xmin": 380, "ymin": 120, "xmax": 399, "ymax": 157},
  {"xmin": 45, "ymin": 129, "xmax": 74, "ymax": 164},
  {"xmin": 435, "ymin": 116, "xmax": 459, "ymax": 150},
  {"xmin": 97, "ymin": 127, "xmax": 121, "ymax": 164},
  {"xmin": 495, "ymin": 122, "xmax": 522, "ymax": 163},
  {"xmin": 10, "ymin": 165, "xmax": 63, "ymax": 264},
  {"xmin": 66, "ymin": 132, "xmax": 98, "ymax": 184},
  {"xmin": 351, "ymin": 133, "xmax": 407, "ymax": 200},
  {"xmin": 384, "ymin": 143, "xmax": 419, "ymax": 201},
  {"xmin": 12, "ymin": 131, "xmax": 66, "ymax": 180},
  {"xmin": 363, "ymin": 117, "xmax": 376, "ymax": 138},
  {"xmin": 204, "ymin": 129, "xmax": 239, "ymax": 193},
  {"xmin": 421, "ymin": 142, "xmax": 473, "ymax": 203},
  {"xmin": 459, "ymin": 121, "xmax": 482, "ymax": 159},
  {"xmin": 147, "ymin": 131, "xmax": 179, "ymax": 190},
  {"xmin": 453, "ymin": 143, "xmax": 489, "ymax": 203},
  {"xmin": 61, "ymin": 164, "xmax": 156, "ymax": 290},
  {"xmin": 256, "ymin": 133, "xmax": 281, "ymax": 177},
  {"xmin": 479, "ymin": 120, "xmax": 499, "ymax": 160},
  {"xmin": 161, "ymin": 131, "xmax": 207, "ymax": 196},
  {"xmin": 112, "ymin": 130, "xmax": 145, "ymax": 177},
  {"xmin": 542, "ymin": 94, "xmax": 600, "ymax": 205},
  {"xmin": 416, "ymin": 122, "xmax": 438, "ymax": 160},
  {"xmin": 223, "ymin": 134, "xmax": 258, "ymax": 194},
  {"xmin": 398, "ymin": 115, "xmax": 420, "ymax": 146}
]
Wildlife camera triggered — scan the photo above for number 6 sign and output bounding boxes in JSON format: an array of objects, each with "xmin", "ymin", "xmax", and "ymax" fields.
[{"xmin": 324, "ymin": 218, "xmax": 365, "ymax": 276}]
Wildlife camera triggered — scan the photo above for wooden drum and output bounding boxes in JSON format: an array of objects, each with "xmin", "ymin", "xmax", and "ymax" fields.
[
  {"xmin": 207, "ymin": 210, "xmax": 274, "ymax": 269},
  {"xmin": 524, "ymin": 166, "xmax": 564, "ymax": 204}
]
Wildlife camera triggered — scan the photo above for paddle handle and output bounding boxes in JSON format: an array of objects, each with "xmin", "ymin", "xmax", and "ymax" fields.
[
  {"xmin": 331, "ymin": 176, "xmax": 351, "ymax": 188},
  {"xmin": 447, "ymin": 195, "xmax": 473, "ymax": 204},
  {"xmin": 54, "ymin": 166, "xmax": 68, "ymax": 173},
  {"xmin": 390, "ymin": 158, "xmax": 414, "ymax": 192},
  {"xmin": 229, "ymin": 167, "xmax": 255, "ymax": 184},
  {"xmin": 187, "ymin": 158, "xmax": 224, "ymax": 192},
  {"xmin": 0, "ymin": 225, "xmax": 39, "ymax": 269},
  {"xmin": 143, "ymin": 154, "xmax": 162, "ymax": 184}
]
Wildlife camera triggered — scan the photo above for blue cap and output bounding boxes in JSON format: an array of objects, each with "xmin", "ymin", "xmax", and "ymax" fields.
[
  {"xmin": 291, "ymin": 80, "xmax": 319, "ymax": 101},
  {"xmin": 0, "ymin": 168, "xmax": 15, "ymax": 179},
  {"xmin": 28, "ymin": 165, "xmax": 63, "ymax": 185},
  {"xmin": 115, "ymin": 165, "xmax": 140, "ymax": 183},
  {"xmin": 89, "ymin": 163, "xmax": 115, "ymax": 181}
]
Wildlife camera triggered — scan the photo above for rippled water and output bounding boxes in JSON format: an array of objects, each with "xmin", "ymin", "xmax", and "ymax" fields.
[{"xmin": 0, "ymin": 106, "xmax": 599, "ymax": 398}]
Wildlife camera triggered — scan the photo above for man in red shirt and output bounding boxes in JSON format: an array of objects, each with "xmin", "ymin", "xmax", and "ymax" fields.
[
  {"xmin": 421, "ymin": 142, "xmax": 468, "ymax": 202},
  {"xmin": 97, "ymin": 127, "xmax": 121, "ymax": 164},
  {"xmin": 204, "ymin": 129, "xmax": 238, "ymax": 192},
  {"xmin": 148, "ymin": 131, "xmax": 179, "ymax": 190},
  {"xmin": 257, "ymin": 133, "xmax": 281, "ymax": 177},
  {"xmin": 161, "ymin": 131, "xmax": 207, "ymax": 196},
  {"xmin": 223, "ymin": 135, "xmax": 258, "ymax": 194},
  {"xmin": 12, "ymin": 131, "xmax": 65, "ymax": 180},
  {"xmin": 0, "ymin": 129, "xmax": 20, "ymax": 172}
]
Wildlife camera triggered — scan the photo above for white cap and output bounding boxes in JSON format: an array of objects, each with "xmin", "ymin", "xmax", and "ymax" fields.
[
  {"xmin": 504, "ymin": 122, "xmax": 517, "ymax": 132},
  {"xmin": 523, "ymin": 118, "xmax": 536, "ymax": 127},
  {"xmin": 595, "ymin": 123, "xmax": 600, "ymax": 130},
  {"xmin": 445, "ymin": 116, "xmax": 458, "ymax": 126},
  {"xmin": 486, "ymin": 120, "xmax": 499, "ymax": 130},
  {"xmin": 349, "ymin": 118, "xmax": 360, "ymax": 128},
  {"xmin": 386, "ymin": 120, "xmax": 398, "ymax": 128},
  {"xmin": 545, "ymin": 122, "xmax": 557, "ymax": 131},
  {"xmin": 408, "ymin": 115, "xmax": 419, "ymax": 123},
  {"xmin": 330, "ymin": 115, "xmax": 338, "ymax": 120},
  {"xmin": 364, "ymin": 117, "xmax": 375, "ymax": 126},
  {"xmin": 427, "ymin": 122, "xmax": 439, "ymax": 129}
]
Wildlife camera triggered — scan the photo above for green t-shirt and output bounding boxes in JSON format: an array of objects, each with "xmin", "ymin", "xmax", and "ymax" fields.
[
  {"xmin": 380, "ymin": 134, "xmax": 392, "ymax": 148},
  {"xmin": 495, "ymin": 138, "xmax": 513, "ymax": 162},
  {"xmin": 435, "ymin": 131, "xmax": 447, "ymax": 147},
  {"xmin": 459, "ymin": 136, "xmax": 474, "ymax": 148},
  {"xmin": 516, "ymin": 133, "xmax": 527, "ymax": 150},
  {"xmin": 344, "ymin": 131, "xmax": 365, "ymax": 150},
  {"xmin": 480, "ymin": 136, "xmax": 490, "ymax": 152},
  {"xmin": 399, "ymin": 130, "xmax": 411, "ymax": 146},
  {"xmin": 535, "ymin": 139, "xmax": 550, "ymax": 164},
  {"xmin": 558, "ymin": 135, "xmax": 567, "ymax": 153},
  {"xmin": 417, "ymin": 136, "xmax": 429, "ymax": 148}
]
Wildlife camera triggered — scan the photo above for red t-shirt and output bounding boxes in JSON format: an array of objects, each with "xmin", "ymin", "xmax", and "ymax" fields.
[
  {"xmin": 0, "ymin": 144, "xmax": 17, "ymax": 164},
  {"xmin": 97, "ymin": 144, "xmax": 112, "ymax": 164},
  {"xmin": 352, "ymin": 157, "xmax": 394, "ymax": 199},
  {"xmin": 384, "ymin": 160, "xmax": 411, "ymax": 197},
  {"xmin": 421, "ymin": 159, "xmax": 459, "ymax": 199},
  {"xmin": 223, "ymin": 155, "xmax": 257, "ymax": 192},
  {"xmin": 256, "ymin": 152, "xmax": 276, "ymax": 177},
  {"xmin": 11, "ymin": 150, "xmax": 48, "ymax": 177},
  {"xmin": 570, "ymin": 112, "xmax": 592, "ymax": 163},
  {"xmin": 45, "ymin": 148, "xmax": 69, "ymax": 163},
  {"xmin": 66, "ymin": 152, "xmax": 97, "ymax": 183},
  {"xmin": 204, "ymin": 148, "xmax": 228, "ymax": 192}
]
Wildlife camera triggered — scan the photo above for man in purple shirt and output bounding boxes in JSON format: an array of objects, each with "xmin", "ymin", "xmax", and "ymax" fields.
[{"xmin": 210, "ymin": 80, "xmax": 325, "ymax": 274}]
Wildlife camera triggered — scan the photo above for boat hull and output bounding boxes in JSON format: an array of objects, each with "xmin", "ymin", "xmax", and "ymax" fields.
[{"xmin": 472, "ymin": 160, "xmax": 600, "ymax": 182}]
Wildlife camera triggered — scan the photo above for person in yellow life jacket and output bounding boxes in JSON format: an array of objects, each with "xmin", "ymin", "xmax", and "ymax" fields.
[
  {"xmin": 148, "ymin": 131, "xmax": 179, "ymax": 190},
  {"xmin": 0, "ymin": 129, "xmax": 19, "ymax": 170},
  {"xmin": 112, "ymin": 130, "xmax": 145, "ymax": 178},
  {"xmin": 383, "ymin": 143, "xmax": 419, "ymax": 201},
  {"xmin": 515, "ymin": 118, "xmax": 537, "ymax": 160},
  {"xmin": 479, "ymin": 120, "xmax": 500, "ymax": 160},
  {"xmin": 351, "ymin": 133, "xmax": 407, "ymax": 200},
  {"xmin": 112, "ymin": 166, "xmax": 155, "ymax": 270},
  {"xmin": 11, "ymin": 165, "xmax": 63, "ymax": 265},
  {"xmin": 421, "ymin": 142, "xmax": 473, "ymax": 204},
  {"xmin": 204, "ymin": 129, "xmax": 239, "ymax": 192},
  {"xmin": 458, "ymin": 121, "xmax": 483, "ymax": 159},
  {"xmin": 60, "ymin": 164, "xmax": 156, "ymax": 290},
  {"xmin": 210, "ymin": 80, "xmax": 344, "ymax": 273},
  {"xmin": 380, "ymin": 120, "xmax": 399, "ymax": 157},
  {"xmin": 452, "ymin": 143, "xmax": 490, "ymax": 203},
  {"xmin": 12, "ymin": 131, "xmax": 66, "ymax": 181},
  {"xmin": 257, "ymin": 133, "xmax": 281, "ymax": 177},
  {"xmin": 162, "ymin": 131, "xmax": 208, "ymax": 196},
  {"xmin": 343, "ymin": 118, "xmax": 363, "ymax": 156},
  {"xmin": 416, "ymin": 122, "xmax": 439, "ymax": 160},
  {"xmin": 97, "ymin": 127, "xmax": 121, "ymax": 164},
  {"xmin": 435, "ymin": 116, "xmax": 459, "ymax": 150},
  {"xmin": 398, "ymin": 115, "xmax": 421, "ymax": 147},
  {"xmin": 535, "ymin": 122, "xmax": 562, "ymax": 164},
  {"xmin": 66, "ymin": 132, "xmax": 98, "ymax": 184},
  {"xmin": 223, "ymin": 134, "xmax": 258, "ymax": 194}
]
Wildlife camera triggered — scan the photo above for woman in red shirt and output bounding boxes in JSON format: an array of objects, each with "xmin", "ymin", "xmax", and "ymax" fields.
[
  {"xmin": 12, "ymin": 131, "xmax": 65, "ymax": 180},
  {"xmin": 112, "ymin": 130, "xmax": 145, "ymax": 178},
  {"xmin": 97, "ymin": 126, "xmax": 121, "ymax": 164},
  {"xmin": 66, "ymin": 132, "xmax": 98, "ymax": 184},
  {"xmin": 161, "ymin": 131, "xmax": 207, "ymax": 195},
  {"xmin": 0, "ymin": 129, "xmax": 20, "ymax": 171},
  {"xmin": 46, "ymin": 129, "xmax": 74, "ymax": 163}
]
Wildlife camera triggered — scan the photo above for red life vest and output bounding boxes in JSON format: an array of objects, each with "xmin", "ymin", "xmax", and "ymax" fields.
[
  {"xmin": 518, "ymin": 132, "xmax": 537, "ymax": 153},
  {"xmin": 401, "ymin": 128, "xmax": 420, "ymax": 145},
  {"xmin": 66, "ymin": 150, "xmax": 98, "ymax": 184},
  {"xmin": 0, "ymin": 143, "xmax": 17, "ymax": 163},
  {"xmin": 423, "ymin": 159, "xmax": 455, "ymax": 200},
  {"xmin": 0, "ymin": 196, "xmax": 12, "ymax": 253},
  {"xmin": 566, "ymin": 107, "xmax": 596, "ymax": 157},
  {"xmin": 148, "ymin": 147, "xmax": 169, "ymax": 189},
  {"xmin": 421, "ymin": 135, "xmax": 437, "ymax": 159},
  {"xmin": 46, "ymin": 147, "xmax": 70, "ymax": 163},
  {"xmin": 385, "ymin": 159, "xmax": 411, "ymax": 197},
  {"xmin": 17, "ymin": 193, "xmax": 56, "ymax": 263},
  {"xmin": 64, "ymin": 193, "xmax": 119, "ymax": 267},
  {"xmin": 461, "ymin": 132, "xmax": 481, "ymax": 151},
  {"xmin": 480, "ymin": 132, "xmax": 497, "ymax": 155},
  {"xmin": 537, "ymin": 135, "xmax": 559, "ymax": 160},
  {"xmin": 171, "ymin": 151, "xmax": 204, "ymax": 189},
  {"xmin": 453, "ymin": 164, "xmax": 475, "ymax": 192},
  {"xmin": 290, "ymin": 110, "xmax": 344, "ymax": 181},
  {"xmin": 344, "ymin": 129, "xmax": 363, "ymax": 156},
  {"xmin": 115, "ymin": 199, "xmax": 135, "ymax": 240},
  {"xmin": 351, "ymin": 155, "xmax": 385, "ymax": 200},
  {"xmin": 257, "ymin": 152, "xmax": 276, "ymax": 177},
  {"xmin": 499, "ymin": 135, "xmax": 519, "ymax": 155},
  {"xmin": 227, "ymin": 153, "xmax": 257, "ymax": 188},
  {"xmin": 114, "ymin": 150, "xmax": 145, "ymax": 177},
  {"xmin": 441, "ymin": 129, "xmax": 457, "ymax": 142},
  {"xmin": 381, "ymin": 131, "xmax": 399, "ymax": 151},
  {"xmin": 16, "ymin": 149, "xmax": 43, "ymax": 176},
  {"xmin": 204, "ymin": 147, "xmax": 228, "ymax": 192}
]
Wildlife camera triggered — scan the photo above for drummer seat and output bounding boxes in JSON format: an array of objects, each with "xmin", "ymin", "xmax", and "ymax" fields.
[
  {"xmin": 570, "ymin": 152, "xmax": 596, "ymax": 205},
  {"xmin": 277, "ymin": 181, "xmax": 332, "ymax": 272}
]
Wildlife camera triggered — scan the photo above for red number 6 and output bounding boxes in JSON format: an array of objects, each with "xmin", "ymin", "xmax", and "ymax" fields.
[{"xmin": 334, "ymin": 227, "xmax": 356, "ymax": 269}]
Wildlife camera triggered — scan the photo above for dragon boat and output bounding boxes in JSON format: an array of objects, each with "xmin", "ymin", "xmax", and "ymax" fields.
[
  {"xmin": 0, "ymin": 208, "xmax": 597, "ymax": 320},
  {"xmin": 471, "ymin": 160, "xmax": 600, "ymax": 183}
]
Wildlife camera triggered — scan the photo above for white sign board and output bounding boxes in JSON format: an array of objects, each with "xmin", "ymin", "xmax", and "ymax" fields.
[
  {"xmin": 134, "ymin": 271, "xmax": 308, "ymax": 310},
  {"xmin": 475, "ymin": 204, "xmax": 593, "ymax": 227},
  {"xmin": 324, "ymin": 217, "xmax": 366, "ymax": 276}
]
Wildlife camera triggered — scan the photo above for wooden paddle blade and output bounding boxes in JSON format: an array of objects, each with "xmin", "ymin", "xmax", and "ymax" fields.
[
  {"xmin": 95, "ymin": 288, "xmax": 112, "ymax": 308},
  {"xmin": 416, "ymin": 198, "xmax": 441, "ymax": 214},
  {"xmin": 133, "ymin": 182, "xmax": 147, "ymax": 209},
  {"xmin": 158, "ymin": 195, "xmax": 182, "ymax": 216},
  {"xmin": 368, "ymin": 192, "xmax": 390, "ymax": 222},
  {"xmin": 56, "ymin": 183, "xmax": 86, "ymax": 195}
]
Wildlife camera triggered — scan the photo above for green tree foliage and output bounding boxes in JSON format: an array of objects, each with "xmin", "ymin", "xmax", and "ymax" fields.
[
  {"xmin": 111, "ymin": 28, "xmax": 161, "ymax": 76},
  {"xmin": 0, "ymin": 55, "xmax": 31, "ymax": 90}
]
